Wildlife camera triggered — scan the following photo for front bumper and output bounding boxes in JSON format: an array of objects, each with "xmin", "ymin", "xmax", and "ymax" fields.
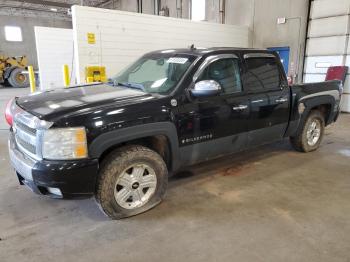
[{"xmin": 8, "ymin": 132, "xmax": 99, "ymax": 198}]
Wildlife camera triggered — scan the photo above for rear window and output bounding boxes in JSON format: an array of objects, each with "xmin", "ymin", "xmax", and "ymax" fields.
[{"xmin": 244, "ymin": 57, "xmax": 280, "ymax": 91}]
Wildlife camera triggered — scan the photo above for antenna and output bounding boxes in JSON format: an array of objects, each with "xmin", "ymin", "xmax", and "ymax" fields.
[{"xmin": 189, "ymin": 44, "xmax": 196, "ymax": 50}]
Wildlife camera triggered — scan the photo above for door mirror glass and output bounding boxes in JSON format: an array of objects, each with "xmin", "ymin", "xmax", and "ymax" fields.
[{"xmin": 191, "ymin": 80, "xmax": 221, "ymax": 97}]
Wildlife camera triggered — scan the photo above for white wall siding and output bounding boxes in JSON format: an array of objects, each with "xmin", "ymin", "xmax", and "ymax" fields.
[
  {"xmin": 71, "ymin": 6, "xmax": 250, "ymax": 83},
  {"xmin": 304, "ymin": 55, "xmax": 349, "ymax": 92},
  {"xmin": 35, "ymin": 27, "xmax": 75, "ymax": 90},
  {"xmin": 304, "ymin": 56, "xmax": 344, "ymax": 74},
  {"xmin": 306, "ymin": 36, "xmax": 347, "ymax": 56},
  {"xmin": 341, "ymin": 55, "xmax": 350, "ymax": 113},
  {"xmin": 304, "ymin": 0, "xmax": 350, "ymax": 83},
  {"xmin": 344, "ymin": 77, "xmax": 350, "ymax": 93},
  {"xmin": 308, "ymin": 15, "xmax": 349, "ymax": 38},
  {"xmin": 342, "ymin": 55, "xmax": 350, "ymax": 94},
  {"xmin": 311, "ymin": 0, "xmax": 350, "ymax": 19},
  {"xmin": 345, "ymin": 56, "xmax": 350, "ymax": 94},
  {"xmin": 304, "ymin": 73, "xmax": 325, "ymax": 83},
  {"xmin": 341, "ymin": 94, "xmax": 350, "ymax": 112},
  {"xmin": 345, "ymin": 55, "xmax": 350, "ymax": 67}
]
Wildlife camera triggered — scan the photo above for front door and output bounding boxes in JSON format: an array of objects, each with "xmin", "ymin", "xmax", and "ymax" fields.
[{"xmin": 176, "ymin": 54, "xmax": 250, "ymax": 165}]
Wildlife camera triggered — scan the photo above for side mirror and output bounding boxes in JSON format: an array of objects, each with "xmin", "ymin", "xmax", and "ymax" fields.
[{"xmin": 190, "ymin": 80, "xmax": 221, "ymax": 97}]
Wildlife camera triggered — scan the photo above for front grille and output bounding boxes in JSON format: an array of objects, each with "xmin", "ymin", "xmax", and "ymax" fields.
[
  {"xmin": 15, "ymin": 120, "xmax": 37, "ymax": 136},
  {"xmin": 16, "ymin": 135, "xmax": 36, "ymax": 154},
  {"xmin": 13, "ymin": 113, "xmax": 39, "ymax": 159}
]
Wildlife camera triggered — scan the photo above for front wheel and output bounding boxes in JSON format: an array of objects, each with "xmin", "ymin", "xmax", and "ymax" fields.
[
  {"xmin": 290, "ymin": 110, "xmax": 325, "ymax": 152},
  {"xmin": 95, "ymin": 145, "xmax": 168, "ymax": 219}
]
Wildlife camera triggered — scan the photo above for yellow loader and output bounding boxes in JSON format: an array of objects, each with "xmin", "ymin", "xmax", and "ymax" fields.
[{"xmin": 0, "ymin": 55, "xmax": 29, "ymax": 88}]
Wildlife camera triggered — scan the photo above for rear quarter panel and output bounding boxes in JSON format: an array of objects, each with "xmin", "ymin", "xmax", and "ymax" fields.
[{"xmin": 285, "ymin": 80, "xmax": 341, "ymax": 137}]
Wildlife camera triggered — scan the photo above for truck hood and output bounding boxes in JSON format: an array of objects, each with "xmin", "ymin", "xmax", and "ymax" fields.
[{"xmin": 16, "ymin": 83, "xmax": 156, "ymax": 121}]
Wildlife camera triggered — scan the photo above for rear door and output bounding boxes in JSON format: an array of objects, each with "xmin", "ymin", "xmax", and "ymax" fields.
[{"xmin": 242, "ymin": 53, "xmax": 290, "ymax": 147}]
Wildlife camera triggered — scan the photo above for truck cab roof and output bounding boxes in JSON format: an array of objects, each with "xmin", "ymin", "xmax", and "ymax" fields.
[{"xmin": 146, "ymin": 47, "xmax": 273, "ymax": 57}]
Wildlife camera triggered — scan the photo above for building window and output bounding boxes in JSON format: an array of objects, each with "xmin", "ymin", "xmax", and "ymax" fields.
[
  {"xmin": 4, "ymin": 26, "xmax": 23, "ymax": 42},
  {"xmin": 191, "ymin": 0, "xmax": 205, "ymax": 21}
]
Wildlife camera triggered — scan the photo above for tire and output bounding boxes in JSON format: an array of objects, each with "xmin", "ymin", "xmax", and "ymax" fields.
[
  {"xmin": 8, "ymin": 67, "xmax": 29, "ymax": 88},
  {"xmin": 290, "ymin": 110, "xmax": 325, "ymax": 152},
  {"xmin": 95, "ymin": 145, "xmax": 168, "ymax": 219}
]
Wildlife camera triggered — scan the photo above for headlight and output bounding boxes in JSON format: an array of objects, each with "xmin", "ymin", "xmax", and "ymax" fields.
[{"xmin": 42, "ymin": 127, "xmax": 88, "ymax": 160}]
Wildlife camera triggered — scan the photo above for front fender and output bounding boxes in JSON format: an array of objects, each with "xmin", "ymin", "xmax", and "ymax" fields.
[{"xmin": 88, "ymin": 122, "xmax": 181, "ymax": 171}]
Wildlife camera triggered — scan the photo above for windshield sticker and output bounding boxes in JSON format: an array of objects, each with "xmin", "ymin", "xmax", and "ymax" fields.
[{"xmin": 167, "ymin": 57, "xmax": 188, "ymax": 64}]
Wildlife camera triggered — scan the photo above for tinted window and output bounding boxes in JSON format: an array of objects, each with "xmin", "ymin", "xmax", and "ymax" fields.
[
  {"xmin": 198, "ymin": 58, "xmax": 242, "ymax": 94},
  {"xmin": 244, "ymin": 57, "xmax": 280, "ymax": 91}
]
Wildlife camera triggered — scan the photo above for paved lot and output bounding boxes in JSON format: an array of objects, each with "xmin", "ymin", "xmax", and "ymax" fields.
[{"xmin": 0, "ymin": 87, "xmax": 350, "ymax": 262}]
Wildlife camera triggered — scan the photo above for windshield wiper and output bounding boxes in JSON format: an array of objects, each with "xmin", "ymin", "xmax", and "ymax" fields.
[{"xmin": 117, "ymin": 82, "xmax": 145, "ymax": 91}]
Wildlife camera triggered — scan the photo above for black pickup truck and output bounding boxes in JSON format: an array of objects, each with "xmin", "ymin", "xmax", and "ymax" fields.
[{"xmin": 6, "ymin": 47, "xmax": 342, "ymax": 219}]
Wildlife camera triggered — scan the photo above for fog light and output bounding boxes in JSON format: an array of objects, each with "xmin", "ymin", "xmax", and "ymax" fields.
[{"xmin": 47, "ymin": 187, "xmax": 62, "ymax": 196}]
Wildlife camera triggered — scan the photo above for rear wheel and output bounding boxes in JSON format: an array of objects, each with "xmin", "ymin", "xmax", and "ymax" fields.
[
  {"xmin": 290, "ymin": 110, "xmax": 325, "ymax": 152},
  {"xmin": 8, "ymin": 67, "xmax": 29, "ymax": 88},
  {"xmin": 95, "ymin": 145, "xmax": 168, "ymax": 219}
]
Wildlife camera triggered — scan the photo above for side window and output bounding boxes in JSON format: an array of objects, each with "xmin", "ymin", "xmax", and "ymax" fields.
[
  {"xmin": 197, "ymin": 58, "xmax": 242, "ymax": 94},
  {"xmin": 244, "ymin": 57, "xmax": 280, "ymax": 91}
]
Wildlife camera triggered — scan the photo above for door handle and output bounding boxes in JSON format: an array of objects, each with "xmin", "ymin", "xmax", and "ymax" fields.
[
  {"xmin": 275, "ymin": 98, "xmax": 288, "ymax": 103},
  {"xmin": 232, "ymin": 105, "xmax": 248, "ymax": 111},
  {"xmin": 251, "ymin": 99, "xmax": 264, "ymax": 104}
]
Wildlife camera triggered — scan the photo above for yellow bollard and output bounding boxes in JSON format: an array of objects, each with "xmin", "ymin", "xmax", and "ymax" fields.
[
  {"xmin": 63, "ymin": 64, "xmax": 70, "ymax": 87},
  {"xmin": 28, "ymin": 66, "xmax": 36, "ymax": 93}
]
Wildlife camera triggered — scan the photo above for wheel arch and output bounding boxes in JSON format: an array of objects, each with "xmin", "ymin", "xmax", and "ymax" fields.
[
  {"xmin": 301, "ymin": 95, "xmax": 335, "ymax": 126},
  {"xmin": 89, "ymin": 122, "xmax": 181, "ymax": 172},
  {"xmin": 291, "ymin": 95, "xmax": 335, "ymax": 137}
]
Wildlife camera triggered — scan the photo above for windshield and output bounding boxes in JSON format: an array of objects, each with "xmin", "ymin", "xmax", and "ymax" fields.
[{"xmin": 111, "ymin": 54, "xmax": 196, "ymax": 94}]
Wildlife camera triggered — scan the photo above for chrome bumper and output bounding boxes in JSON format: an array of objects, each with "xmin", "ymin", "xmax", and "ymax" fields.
[{"xmin": 8, "ymin": 132, "xmax": 37, "ymax": 182}]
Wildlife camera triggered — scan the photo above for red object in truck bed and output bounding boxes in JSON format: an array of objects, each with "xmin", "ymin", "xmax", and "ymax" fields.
[{"xmin": 325, "ymin": 66, "xmax": 348, "ymax": 83}]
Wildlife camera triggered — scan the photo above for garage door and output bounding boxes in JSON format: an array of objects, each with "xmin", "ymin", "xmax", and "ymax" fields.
[{"xmin": 303, "ymin": 0, "xmax": 350, "ymax": 112}]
